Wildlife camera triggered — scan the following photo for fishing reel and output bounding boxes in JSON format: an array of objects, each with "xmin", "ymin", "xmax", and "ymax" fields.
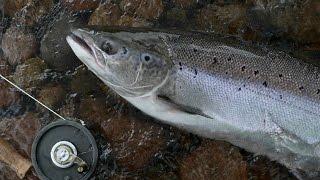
[
  {"xmin": 1, "ymin": 73, "xmax": 99, "ymax": 180},
  {"xmin": 31, "ymin": 120, "xmax": 98, "ymax": 180}
]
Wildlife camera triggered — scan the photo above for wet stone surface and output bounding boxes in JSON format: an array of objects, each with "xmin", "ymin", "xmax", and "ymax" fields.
[
  {"xmin": 0, "ymin": 0, "xmax": 318, "ymax": 179},
  {"xmin": 179, "ymin": 140, "xmax": 248, "ymax": 180},
  {"xmin": 0, "ymin": 112, "xmax": 41, "ymax": 158},
  {"xmin": 3, "ymin": 0, "xmax": 29, "ymax": 17},
  {"xmin": 40, "ymin": 14, "xmax": 84, "ymax": 71},
  {"xmin": 89, "ymin": 2, "xmax": 153, "ymax": 27},
  {"xmin": 12, "ymin": 57, "xmax": 48, "ymax": 90},
  {"xmin": 11, "ymin": 0, "xmax": 54, "ymax": 27},
  {"xmin": 2, "ymin": 27, "xmax": 38, "ymax": 66}
]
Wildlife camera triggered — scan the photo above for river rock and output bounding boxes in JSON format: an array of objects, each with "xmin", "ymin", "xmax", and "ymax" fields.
[
  {"xmin": 173, "ymin": 0, "xmax": 195, "ymax": 9},
  {"xmin": 120, "ymin": 0, "xmax": 164, "ymax": 20},
  {"xmin": 179, "ymin": 140, "xmax": 248, "ymax": 180},
  {"xmin": 88, "ymin": 2, "xmax": 122, "ymax": 26},
  {"xmin": 0, "ymin": 82, "xmax": 20, "ymax": 109},
  {"xmin": 102, "ymin": 115, "xmax": 167, "ymax": 171},
  {"xmin": 61, "ymin": 0, "xmax": 101, "ymax": 12},
  {"xmin": 247, "ymin": 155, "xmax": 297, "ymax": 180},
  {"xmin": 40, "ymin": 14, "xmax": 84, "ymax": 71},
  {"xmin": 88, "ymin": 2, "xmax": 152, "ymax": 28},
  {"xmin": 118, "ymin": 15, "xmax": 152, "ymax": 27},
  {"xmin": 12, "ymin": 57, "xmax": 48, "ymax": 89},
  {"xmin": 0, "ymin": 112, "xmax": 41, "ymax": 158},
  {"xmin": 0, "ymin": 162, "xmax": 20, "ymax": 180},
  {"xmin": 37, "ymin": 84, "xmax": 66, "ymax": 110},
  {"xmin": 3, "ymin": 0, "xmax": 28, "ymax": 17},
  {"xmin": 0, "ymin": 58, "xmax": 13, "ymax": 77},
  {"xmin": 163, "ymin": 8, "xmax": 188, "ymax": 27},
  {"xmin": 12, "ymin": 0, "xmax": 54, "ymax": 27},
  {"xmin": 78, "ymin": 96, "xmax": 167, "ymax": 171},
  {"xmin": 2, "ymin": 26, "xmax": 38, "ymax": 66},
  {"xmin": 195, "ymin": 4, "xmax": 247, "ymax": 34},
  {"xmin": 70, "ymin": 66, "xmax": 102, "ymax": 96}
]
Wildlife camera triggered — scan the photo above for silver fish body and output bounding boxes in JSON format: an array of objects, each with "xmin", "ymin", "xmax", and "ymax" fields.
[{"xmin": 67, "ymin": 28, "xmax": 320, "ymax": 177}]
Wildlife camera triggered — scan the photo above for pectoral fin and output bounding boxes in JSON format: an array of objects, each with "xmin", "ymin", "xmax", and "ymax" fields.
[{"xmin": 157, "ymin": 95, "xmax": 213, "ymax": 119}]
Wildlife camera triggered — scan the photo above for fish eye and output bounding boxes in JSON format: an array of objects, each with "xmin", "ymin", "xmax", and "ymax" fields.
[
  {"xmin": 101, "ymin": 41, "xmax": 117, "ymax": 55},
  {"xmin": 141, "ymin": 53, "xmax": 152, "ymax": 62}
]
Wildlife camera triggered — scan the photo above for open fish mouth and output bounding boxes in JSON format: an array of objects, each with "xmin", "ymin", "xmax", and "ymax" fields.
[
  {"xmin": 67, "ymin": 29, "xmax": 108, "ymax": 68},
  {"xmin": 68, "ymin": 31, "xmax": 94, "ymax": 57}
]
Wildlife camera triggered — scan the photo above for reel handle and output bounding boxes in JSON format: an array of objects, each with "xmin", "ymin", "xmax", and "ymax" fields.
[{"xmin": 0, "ymin": 138, "xmax": 32, "ymax": 179}]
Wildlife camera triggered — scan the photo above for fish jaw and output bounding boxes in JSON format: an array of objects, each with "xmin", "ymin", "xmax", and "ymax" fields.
[{"xmin": 66, "ymin": 30, "xmax": 107, "ymax": 78}]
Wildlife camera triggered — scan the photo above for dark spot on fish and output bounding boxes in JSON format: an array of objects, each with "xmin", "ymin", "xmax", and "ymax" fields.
[
  {"xmin": 263, "ymin": 81, "xmax": 268, "ymax": 87},
  {"xmin": 193, "ymin": 48, "xmax": 198, "ymax": 52},
  {"xmin": 213, "ymin": 57, "xmax": 217, "ymax": 62},
  {"xmin": 317, "ymin": 89, "xmax": 320, "ymax": 94},
  {"xmin": 299, "ymin": 86, "xmax": 304, "ymax": 91},
  {"xmin": 279, "ymin": 74, "xmax": 283, "ymax": 78},
  {"xmin": 241, "ymin": 66, "xmax": 246, "ymax": 71},
  {"xmin": 243, "ymin": 84, "xmax": 246, "ymax": 87},
  {"xmin": 248, "ymin": 76, "xmax": 251, "ymax": 79},
  {"xmin": 254, "ymin": 70, "xmax": 259, "ymax": 75},
  {"xmin": 225, "ymin": 72, "xmax": 228, "ymax": 75},
  {"xmin": 179, "ymin": 62, "xmax": 182, "ymax": 70},
  {"xmin": 280, "ymin": 95, "xmax": 283, "ymax": 99},
  {"xmin": 238, "ymin": 87, "xmax": 241, "ymax": 91},
  {"xmin": 194, "ymin": 69, "xmax": 198, "ymax": 75},
  {"xmin": 144, "ymin": 55, "xmax": 150, "ymax": 62},
  {"xmin": 227, "ymin": 57, "xmax": 231, "ymax": 61},
  {"xmin": 123, "ymin": 47, "xmax": 128, "ymax": 54}
]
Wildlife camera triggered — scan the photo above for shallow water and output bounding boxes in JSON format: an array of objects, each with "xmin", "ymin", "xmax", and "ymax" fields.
[{"xmin": 0, "ymin": 0, "xmax": 319, "ymax": 179}]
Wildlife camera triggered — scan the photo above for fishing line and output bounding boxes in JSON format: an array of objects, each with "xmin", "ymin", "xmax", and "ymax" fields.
[{"xmin": 0, "ymin": 74, "xmax": 66, "ymax": 120}]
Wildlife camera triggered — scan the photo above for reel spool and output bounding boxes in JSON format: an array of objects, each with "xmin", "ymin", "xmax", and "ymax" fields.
[{"xmin": 31, "ymin": 120, "xmax": 98, "ymax": 180}]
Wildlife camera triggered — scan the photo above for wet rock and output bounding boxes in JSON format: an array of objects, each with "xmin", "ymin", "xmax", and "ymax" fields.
[
  {"xmin": 70, "ymin": 66, "xmax": 101, "ymax": 96},
  {"xmin": 2, "ymin": 27, "xmax": 39, "ymax": 66},
  {"xmin": 78, "ymin": 96, "xmax": 110, "ymax": 127},
  {"xmin": 40, "ymin": 14, "xmax": 84, "ymax": 71},
  {"xmin": 247, "ymin": 156, "xmax": 297, "ymax": 180},
  {"xmin": 88, "ymin": 2, "xmax": 122, "ymax": 26},
  {"xmin": 0, "ymin": 82, "xmax": 20, "ymax": 109},
  {"xmin": 164, "ymin": 8, "xmax": 188, "ymax": 27},
  {"xmin": 78, "ymin": 96, "xmax": 166, "ymax": 171},
  {"xmin": 37, "ymin": 84, "xmax": 66, "ymax": 109},
  {"xmin": 59, "ymin": 96, "xmax": 78, "ymax": 118},
  {"xmin": 287, "ymin": 1, "xmax": 320, "ymax": 43},
  {"xmin": 12, "ymin": 57, "xmax": 48, "ymax": 89},
  {"xmin": 88, "ymin": 2, "xmax": 152, "ymax": 27},
  {"xmin": 0, "ymin": 112, "xmax": 41, "ymax": 158},
  {"xmin": 0, "ymin": 162, "xmax": 20, "ymax": 180},
  {"xmin": 179, "ymin": 140, "xmax": 247, "ymax": 180},
  {"xmin": 118, "ymin": 15, "xmax": 153, "ymax": 27},
  {"xmin": 101, "ymin": 115, "xmax": 166, "ymax": 171},
  {"xmin": 0, "ymin": 59, "xmax": 13, "ymax": 77},
  {"xmin": 61, "ymin": 0, "xmax": 101, "ymax": 12},
  {"xmin": 247, "ymin": 0, "xmax": 320, "ymax": 43},
  {"xmin": 12, "ymin": 0, "xmax": 54, "ymax": 27},
  {"xmin": 120, "ymin": 0, "xmax": 164, "ymax": 20},
  {"xmin": 3, "ymin": 0, "xmax": 28, "ymax": 17},
  {"xmin": 173, "ymin": 0, "xmax": 195, "ymax": 9},
  {"xmin": 196, "ymin": 4, "xmax": 247, "ymax": 34}
]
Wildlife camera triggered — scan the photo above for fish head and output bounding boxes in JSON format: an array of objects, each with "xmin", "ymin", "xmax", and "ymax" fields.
[{"xmin": 66, "ymin": 28, "xmax": 172, "ymax": 97}]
